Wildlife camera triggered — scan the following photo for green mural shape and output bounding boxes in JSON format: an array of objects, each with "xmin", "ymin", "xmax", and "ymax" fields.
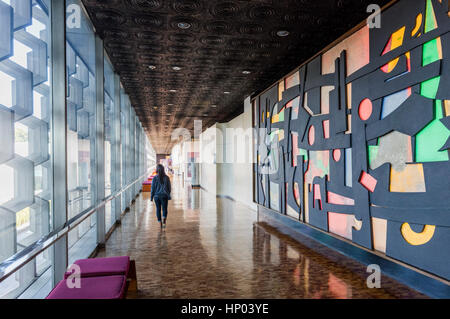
[
  {"xmin": 416, "ymin": 100, "xmax": 449, "ymax": 162},
  {"xmin": 421, "ymin": 0, "xmax": 440, "ymax": 99},
  {"xmin": 415, "ymin": 0, "xmax": 449, "ymax": 162},
  {"xmin": 298, "ymin": 148, "xmax": 308, "ymax": 161},
  {"xmin": 368, "ymin": 145, "xmax": 379, "ymax": 167}
]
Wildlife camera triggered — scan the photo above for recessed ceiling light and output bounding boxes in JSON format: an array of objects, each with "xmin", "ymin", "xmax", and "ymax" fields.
[
  {"xmin": 211, "ymin": 105, "xmax": 217, "ymax": 108},
  {"xmin": 172, "ymin": 66, "xmax": 182, "ymax": 71},
  {"xmin": 276, "ymin": 30, "xmax": 290, "ymax": 37},
  {"xmin": 242, "ymin": 70, "xmax": 251, "ymax": 74},
  {"xmin": 148, "ymin": 65, "xmax": 156, "ymax": 70},
  {"xmin": 224, "ymin": 91, "xmax": 230, "ymax": 94},
  {"xmin": 177, "ymin": 22, "xmax": 191, "ymax": 29}
]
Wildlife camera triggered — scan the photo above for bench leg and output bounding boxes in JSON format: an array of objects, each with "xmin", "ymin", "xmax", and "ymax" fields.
[{"xmin": 127, "ymin": 260, "xmax": 138, "ymax": 292}]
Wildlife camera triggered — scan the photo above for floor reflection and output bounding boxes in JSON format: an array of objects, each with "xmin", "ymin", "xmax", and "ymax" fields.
[{"xmin": 96, "ymin": 176, "xmax": 425, "ymax": 299}]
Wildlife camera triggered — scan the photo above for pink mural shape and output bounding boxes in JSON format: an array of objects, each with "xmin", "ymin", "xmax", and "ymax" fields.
[
  {"xmin": 359, "ymin": 171, "xmax": 378, "ymax": 192},
  {"xmin": 358, "ymin": 98, "xmax": 373, "ymax": 121}
]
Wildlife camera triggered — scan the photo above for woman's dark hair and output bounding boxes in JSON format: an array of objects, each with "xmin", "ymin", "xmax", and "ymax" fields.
[{"xmin": 156, "ymin": 164, "xmax": 166, "ymax": 178}]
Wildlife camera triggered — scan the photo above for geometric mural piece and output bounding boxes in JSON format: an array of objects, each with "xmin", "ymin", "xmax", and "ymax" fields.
[
  {"xmin": 358, "ymin": 98, "xmax": 372, "ymax": 121},
  {"xmin": 359, "ymin": 171, "xmax": 377, "ymax": 193},
  {"xmin": 380, "ymin": 26, "xmax": 405, "ymax": 73},
  {"xmin": 371, "ymin": 217, "xmax": 387, "ymax": 253},
  {"xmin": 328, "ymin": 212, "xmax": 353, "ymax": 240},
  {"xmin": 381, "ymin": 89, "xmax": 410, "ymax": 119},
  {"xmin": 415, "ymin": 101, "xmax": 450, "ymax": 162},
  {"xmin": 401, "ymin": 223, "xmax": 436, "ymax": 246},
  {"xmin": 308, "ymin": 125, "xmax": 315, "ymax": 145},
  {"xmin": 369, "ymin": 131, "xmax": 413, "ymax": 171},
  {"xmin": 332, "ymin": 149, "xmax": 341, "ymax": 162},
  {"xmin": 250, "ymin": 0, "xmax": 450, "ymax": 280},
  {"xmin": 390, "ymin": 163, "xmax": 426, "ymax": 193}
]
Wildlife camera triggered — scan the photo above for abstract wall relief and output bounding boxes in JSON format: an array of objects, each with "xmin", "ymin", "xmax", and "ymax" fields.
[{"xmin": 253, "ymin": 0, "xmax": 450, "ymax": 280}]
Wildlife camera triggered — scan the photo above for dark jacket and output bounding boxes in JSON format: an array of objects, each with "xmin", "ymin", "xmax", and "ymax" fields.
[{"xmin": 151, "ymin": 175, "xmax": 171, "ymax": 201}]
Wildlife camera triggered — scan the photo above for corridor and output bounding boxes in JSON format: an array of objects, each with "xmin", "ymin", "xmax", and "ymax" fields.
[{"xmin": 97, "ymin": 176, "xmax": 425, "ymax": 299}]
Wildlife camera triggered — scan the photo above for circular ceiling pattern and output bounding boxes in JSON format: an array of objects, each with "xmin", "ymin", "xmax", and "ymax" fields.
[
  {"xmin": 132, "ymin": 14, "xmax": 164, "ymax": 28},
  {"xmin": 93, "ymin": 9, "xmax": 126, "ymax": 25},
  {"xmin": 171, "ymin": 0, "xmax": 203, "ymax": 15},
  {"xmin": 81, "ymin": 0, "xmax": 390, "ymax": 154},
  {"xmin": 136, "ymin": 30, "xmax": 164, "ymax": 41},
  {"xmin": 125, "ymin": 0, "xmax": 162, "ymax": 11},
  {"xmin": 210, "ymin": 2, "xmax": 240, "ymax": 18},
  {"xmin": 204, "ymin": 20, "xmax": 233, "ymax": 34}
]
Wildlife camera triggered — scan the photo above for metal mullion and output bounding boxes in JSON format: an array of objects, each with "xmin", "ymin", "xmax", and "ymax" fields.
[
  {"xmin": 127, "ymin": 102, "xmax": 132, "ymax": 206},
  {"xmin": 51, "ymin": 0, "xmax": 68, "ymax": 286},
  {"xmin": 113, "ymin": 75, "xmax": 122, "ymax": 222},
  {"xmin": 95, "ymin": 35, "xmax": 105, "ymax": 245},
  {"xmin": 134, "ymin": 116, "xmax": 139, "ymax": 197}
]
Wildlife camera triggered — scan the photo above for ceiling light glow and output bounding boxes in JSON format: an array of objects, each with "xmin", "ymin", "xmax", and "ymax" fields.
[
  {"xmin": 276, "ymin": 30, "xmax": 290, "ymax": 37},
  {"xmin": 177, "ymin": 22, "xmax": 191, "ymax": 29}
]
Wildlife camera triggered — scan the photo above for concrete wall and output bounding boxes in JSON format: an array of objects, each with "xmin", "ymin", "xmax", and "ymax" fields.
[
  {"xmin": 171, "ymin": 97, "xmax": 255, "ymax": 210},
  {"xmin": 200, "ymin": 124, "xmax": 218, "ymax": 195},
  {"xmin": 197, "ymin": 97, "xmax": 256, "ymax": 210},
  {"xmin": 216, "ymin": 98, "xmax": 255, "ymax": 209}
]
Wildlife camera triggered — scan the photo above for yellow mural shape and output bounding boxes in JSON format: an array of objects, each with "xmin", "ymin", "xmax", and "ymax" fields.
[
  {"xmin": 390, "ymin": 163, "xmax": 426, "ymax": 192},
  {"xmin": 385, "ymin": 26, "xmax": 406, "ymax": 72},
  {"xmin": 411, "ymin": 13, "xmax": 423, "ymax": 36},
  {"xmin": 445, "ymin": 100, "xmax": 450, "ymax": 116},
  {"xmin": 272, "ymin": 113, "xmax": 279, "ymax": 123},
  {"xmin": 401, "ymin": 223, "xmax": 436, "ymax": 245}
]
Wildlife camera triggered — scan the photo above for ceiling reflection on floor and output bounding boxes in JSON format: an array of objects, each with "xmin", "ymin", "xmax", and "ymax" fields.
[{"xmin": 97, "ymin": 175, "xmax": 426, "ymax": 298}]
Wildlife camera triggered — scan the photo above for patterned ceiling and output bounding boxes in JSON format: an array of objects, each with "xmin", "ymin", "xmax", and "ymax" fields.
[{"xmin": 81, "ymin": 0, "xmax": 391, "ymax": 154}]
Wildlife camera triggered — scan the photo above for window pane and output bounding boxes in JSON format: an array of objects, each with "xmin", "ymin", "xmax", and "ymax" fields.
[
  {"xmin": 120, "ymin": 90, "xmax": 130, "ymax": 212},
  {"xmin": 0, "ymin": 0, "xmax": 52, "ymax": 298},
  {"xmin": 66, "ymin": 0, "xmax": 97, "ymax": 261},
  {"xmin": 68, "ymin": 212, "xmax": 97, "ymax": 265},
  {"xmin": 104, "ymin": 56, "xmax": 115, "ymax": 232}
]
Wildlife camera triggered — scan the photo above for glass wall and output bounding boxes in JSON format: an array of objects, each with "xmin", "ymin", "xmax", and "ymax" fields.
[
  {"xmin": 120, "ymin": 89, "xmax": 129, "ymax": 212},
  {"xmin": 104, "ymin": 54, "xmax": 115, "ymax": 232},
  {"xmin": 66, "ymin": 0, "xmax": 97, "ymax": 263},
  {"xmin": 0, "ymin": 0, "xmax": 53, "ymax": 299},
  {"xmin": 0, "ymin": 0, "xmax": 154, "ymax": 299}
]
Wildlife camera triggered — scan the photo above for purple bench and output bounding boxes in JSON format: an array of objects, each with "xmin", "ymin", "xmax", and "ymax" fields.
[
  {"xmin": 46, "ymin": 256, "xmax": 137, "ymax": 299},
  {"xmin": 46, "ymin": 275, "xmax": 127, "ymax": 299},
  {"xmin": 64, "ymin": 256, "xmax": 131, "ymax": 278}
]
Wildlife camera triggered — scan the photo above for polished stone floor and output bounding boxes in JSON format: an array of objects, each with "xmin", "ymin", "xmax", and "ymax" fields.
[{"xmin": 97, "ymin": 176, "xmax": 426, "ymax": 299}]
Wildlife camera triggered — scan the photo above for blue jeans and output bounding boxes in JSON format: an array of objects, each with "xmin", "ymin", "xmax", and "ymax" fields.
[{"xmin": 154, "ymin": 196, "xmax": 168, "ymax": 222}]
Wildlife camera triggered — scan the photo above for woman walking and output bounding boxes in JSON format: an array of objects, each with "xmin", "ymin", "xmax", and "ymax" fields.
[{"xmin": 150, "ymin": 164, "xmax": 172, "ymax": 230}]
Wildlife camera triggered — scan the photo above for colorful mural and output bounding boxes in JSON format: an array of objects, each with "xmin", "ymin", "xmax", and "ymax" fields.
[{"xmin": 253, "ymin": 0, "xmax": 450, "ymax": 281}]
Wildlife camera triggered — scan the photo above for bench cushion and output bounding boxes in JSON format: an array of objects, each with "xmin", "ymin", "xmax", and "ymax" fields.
[
  {"xmin": 64, "ymin": 256, "xmax": 130, "ymax": 279},
  {"xmin": 46, "ymin": 275, "xmax": 127, "ymax": 299}
]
